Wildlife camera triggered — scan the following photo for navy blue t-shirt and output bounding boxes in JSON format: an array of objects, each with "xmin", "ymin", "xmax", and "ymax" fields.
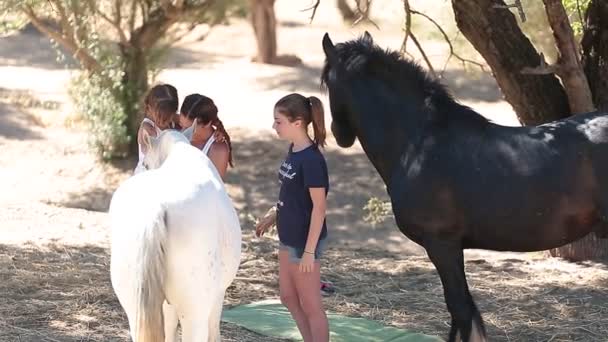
[{"xmin": 277, "ymin": 144, "xmax": 329, "ymax": 249}]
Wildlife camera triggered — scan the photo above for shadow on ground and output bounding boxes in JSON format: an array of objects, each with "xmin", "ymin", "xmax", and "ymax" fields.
[
  {"xmin": 56, "ymin": 131, "xmax": 419, "ymax": 253},
  {"xmin": 0, "ymin": 102, "xmax": 43, "ymax": 140}
]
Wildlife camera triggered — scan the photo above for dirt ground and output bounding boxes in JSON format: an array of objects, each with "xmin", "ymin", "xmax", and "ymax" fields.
[{"xmin": 1, "ymin": 1, "xmax": 607, "ymax": 341}]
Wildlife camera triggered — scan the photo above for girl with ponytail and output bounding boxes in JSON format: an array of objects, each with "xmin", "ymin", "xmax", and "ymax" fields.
[
  {"xmin": 135, "ymin": 83, "xmax": 179, "ymax": 174},
  {"xmin": 178, "ymin": 93, "xmax": 233, "ymax": 180},
  {"xmin": 256, "ymin": 93, "xmax": 330, "ymax": 342}
]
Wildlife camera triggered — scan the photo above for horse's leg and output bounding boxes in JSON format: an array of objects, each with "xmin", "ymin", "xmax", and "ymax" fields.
[
  {"xmin": 207, "ymin": 291, "xmax": 225, "ymax": 342},
  {"xmin": 163, "ymin": 301, "xmax": 179, "ymax": 342},
  {"xmin": 166, "ymin": 258, "xmax": 215, "ymax": 342},
  {"xmin": 425, "ymin": 238, "xmax": 486, "ymax": 342},
  {"xmin": 180, "ymin": 305, "xmax": 211, "ymax": 342},
  {"xmin": 110, "ymin": 250, "xmax": 139, "ymax": 341}
]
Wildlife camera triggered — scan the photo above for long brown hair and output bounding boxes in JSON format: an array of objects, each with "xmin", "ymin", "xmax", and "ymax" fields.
[
  {"xmin": 274, "ymin": 93, "xmax": 326, "ymax": 147},
  {"xmin": 180, "ymin": 93, "xmax": 233, "ymax": 167},
  {"xmin": 144, "ymin": 84, "xmax": 178, "ymax": 129}
]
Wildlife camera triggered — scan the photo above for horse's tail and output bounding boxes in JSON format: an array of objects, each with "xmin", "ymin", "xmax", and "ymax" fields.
[{"xmin": 133, "ymin": 208, "xmax": 167, "ymax": 342}]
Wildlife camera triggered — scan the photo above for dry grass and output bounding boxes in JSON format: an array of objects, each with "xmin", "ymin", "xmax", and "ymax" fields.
[
  {"xmin": 0, "ymin": 241, "xmax": 285, "ymax": 342},
  {"xmin": 2, "ymin": 232, "xmax": 608, "ymax": 341}
]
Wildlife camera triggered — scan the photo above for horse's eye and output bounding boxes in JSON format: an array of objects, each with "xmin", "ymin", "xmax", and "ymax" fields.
[{"xmin": 142, "ymin": 162, "xmax": 149, "ymax": 170}]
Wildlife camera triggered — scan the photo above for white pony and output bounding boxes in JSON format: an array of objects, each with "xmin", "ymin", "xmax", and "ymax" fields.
[{"xmin": 109, "ymin": 129, "xmax": 242, "ymax": 342}]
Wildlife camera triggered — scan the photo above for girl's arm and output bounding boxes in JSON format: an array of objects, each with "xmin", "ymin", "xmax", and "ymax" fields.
[
  {"xmin": 304, "ymin": 187, "xmax": 327, "ymax": 253},
  {"xmin": 137, "ymin": 121, "xmax": 158, "ymax": 151},
  {"xmin": 255, "ymin": 205, "xmax": 277, "ymax": 237},
  {"xmin": 208, "ymin": 143, "xmax": 229, "ymax": 180}
]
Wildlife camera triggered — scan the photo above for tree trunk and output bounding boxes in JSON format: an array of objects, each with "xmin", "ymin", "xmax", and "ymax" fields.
[
  {"xmin": 337, "ymin": 0, "xmax": 357, "ymax": 21},
  {"xmin": 550, "ymin": 0, "xmax": 608, "ymax": 261},
  {"xmin": 120, "ymin": 43, "xmax": 150, "ymax": 152},
  {"xmin": 120, "ymin": 8, "xmax": 176, "ymax": 152},
  {"xmin": 249, "ymin": 0, "xmax": 277, "ymax": 63},
  {"xmin": 548, "ymin": 234, "xmax": 608, "ymax": 261},
  {"xmin": 336, "ymin": 0, "xmax": 371, "ymax": 22},
  {"xmin": 451, "ymin": 0, "xmax": 570, "ymax": 125},
  {"xmin": 542, "ymin": 0, "xmax": 595, "ymax": 114}
]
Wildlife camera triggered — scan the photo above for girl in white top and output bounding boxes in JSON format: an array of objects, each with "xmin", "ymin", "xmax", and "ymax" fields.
[
  {"xmin": 134, "ymin": 84, "xmax": 179, "ymax": 174},
  {"xmin": 178, "ymin": 93, "xmax": 233, "ymax": 180}
]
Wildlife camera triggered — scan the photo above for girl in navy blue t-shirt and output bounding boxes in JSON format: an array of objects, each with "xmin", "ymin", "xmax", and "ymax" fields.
[{"xmin": 256, "ymin": 93, "xmax": 330, "ymax": 342}]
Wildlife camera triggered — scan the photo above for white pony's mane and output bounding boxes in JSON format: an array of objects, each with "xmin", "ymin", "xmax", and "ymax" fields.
[
  {"xmin": 158, "ymin": 129, "xmax": 189, "ymax": 148},
  {"xmin": 145, "ymin": 129, "xmax": 191, "ymax": 170}
]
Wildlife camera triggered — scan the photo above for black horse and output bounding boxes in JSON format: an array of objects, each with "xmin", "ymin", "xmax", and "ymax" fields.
[{"xmin": 321, "ymin": 32, "xmax": 608, "ymax": 342}]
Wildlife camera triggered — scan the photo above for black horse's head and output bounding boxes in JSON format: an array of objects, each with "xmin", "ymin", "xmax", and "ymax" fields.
[
  {"xmin": 321, "ymin": 32, "xmax": 475, "ymax": 150},
  {"xmin": 321, "ymin": 32, "xmax": 377, "ymax": 148}
]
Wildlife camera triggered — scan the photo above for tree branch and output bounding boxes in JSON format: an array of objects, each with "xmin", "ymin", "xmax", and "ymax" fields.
[
  {"xmin": 542, "ymin": 0, "xmax": 595, "ymax": 113},
  {"xmin": 88, "ymin": 0, "xmax": 129, "ymax": 45},
  {"xmin": 350, "ymin": 0, "xmax": 379, "ymax": 29},
  {"xmin": 115, "ymin": 0, "xmax": 123, "ymax": 29},
  {"xmin": 21, "ymin": 5, "xmax": 101, "ymax": 73},
  {"xmin": 411, "ymin": 8, "xmax": 486, "ymax": 72},
  {"xmin": 128, "ymin": 0, "xmax": 137, "ymax": 33},
  {"xmin": 401, "ymin": 0, "xmax": 412, "ymax": 53},
  {"xmin": 304, "ymin": 0, "xmax": 321, "ymax": 23},
  {"xmin": 401, "ymin": 1, "xmax": 484, "ymax": 77},
  {"xmin": 47, "ymin": 0, "xmax": 75, "ymax": 39},
  {"xmin": 68, "ymin": 1, "xmax": 89, "ymax": 45},
  {"xmin": 409, "ymin": 31, "xmax": 437, "ymax": 78}
]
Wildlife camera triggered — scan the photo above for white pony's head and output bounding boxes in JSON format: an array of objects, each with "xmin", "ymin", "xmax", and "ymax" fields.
[{"xmin": 141, "ymin": 129, "xmax": 190, "ymax": 170}]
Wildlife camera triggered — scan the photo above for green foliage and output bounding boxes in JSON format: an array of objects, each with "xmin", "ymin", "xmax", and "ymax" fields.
[
  {"xmin": 562, "ymin": 0, "xmax": 592, "ymax": 36},
  {"xmin": 363, "ymin": 197, "xmax": 392, "ymax": 225},
  {"xmin": 69, "ymin": 69, "xmax": 131, "ymax": 160},
  {"xmin": 0, "ymin": 13, "xmax": 28, "ymax": 36}
]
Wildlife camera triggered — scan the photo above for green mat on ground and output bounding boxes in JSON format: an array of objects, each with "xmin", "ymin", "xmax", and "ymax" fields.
[{"xmin": 221, "ymin": 300, "xmax": 443, "ymax": 342}]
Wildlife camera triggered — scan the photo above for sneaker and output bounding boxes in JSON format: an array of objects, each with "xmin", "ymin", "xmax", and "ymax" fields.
[{"xmin": 320, "ymin": 280, "xmax": 335, "ymax": 297}]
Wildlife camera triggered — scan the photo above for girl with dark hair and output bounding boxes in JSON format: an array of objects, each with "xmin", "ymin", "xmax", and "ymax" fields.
[{"xmin": 179, "ymin": 93, "xmax": 233, "ymax": 180}]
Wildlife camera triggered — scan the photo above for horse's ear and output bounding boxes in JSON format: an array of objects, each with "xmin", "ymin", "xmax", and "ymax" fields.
[
  {"xmin": 141, "ymin": 128, "xmax": 154, "ymax": 153},
  {"xmin": 182, "ymin": 125, "xmax": 194, "ymax": 141},
  {"xmin": 362, "ymin": 31, "xmax": 373, "ymax": 46},
  {"xmin": 181, "ymin": 118, "xmax": 198, "ymax": 142},
  {"xmin": 322, "ymin": 33, "xmax": 339, "ymax": 66}
]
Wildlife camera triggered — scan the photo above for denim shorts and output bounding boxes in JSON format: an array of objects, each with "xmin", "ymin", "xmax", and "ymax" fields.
[{"xmin": 279, "ymin": 239, "xmax": 327, "ymax": 263}]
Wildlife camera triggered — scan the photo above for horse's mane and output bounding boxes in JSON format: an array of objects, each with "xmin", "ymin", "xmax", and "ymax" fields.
[
  {"xmin": 321, "ymin": 35, "xmax": 489, "ymax": 125},
  {"xmin": 156, "ymin": 130, "xmax": 191, "ymax": 158}
]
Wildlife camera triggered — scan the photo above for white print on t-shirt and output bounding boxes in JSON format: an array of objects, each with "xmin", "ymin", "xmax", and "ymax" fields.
[{"xmin": 279, "ymin": 161, "xmax": 296, "ymax": 180}]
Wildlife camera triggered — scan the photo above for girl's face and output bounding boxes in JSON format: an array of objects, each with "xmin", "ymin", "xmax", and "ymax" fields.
[
  {"xmin": 148, "ymin": 105, "xmax": 175, "ymax": 130},
  {"xmin": 273, "ymin": 111, "xmax": 302, "ymax": 142},
  {"xmin": 179, "ymin": 113, "xmax": 193, "ymax": 130},
  {"xmin": 180, "ymin": 114, "xmax": 211, "ymax": 130}
]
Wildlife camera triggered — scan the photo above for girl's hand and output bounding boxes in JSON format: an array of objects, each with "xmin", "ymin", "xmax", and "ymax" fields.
[
  {"xmin": 255, "ymin": 207, "xmax": 276, "ymax": 237},
  {"xmin": 299, "ymin": 252, "xmax": 315, "ymax": 273},
  {"xmin": 213, "ymin": 129, "xmax": 226, "ymax": 143},
  {"xmin": 255, "ymin": 216, "xmax": 273, "ymax": 237}
]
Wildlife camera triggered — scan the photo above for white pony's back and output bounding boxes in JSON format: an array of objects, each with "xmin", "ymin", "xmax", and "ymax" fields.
[{"xmin": 110, "ymin": 130, "xmax": 241, "ymax": 342}]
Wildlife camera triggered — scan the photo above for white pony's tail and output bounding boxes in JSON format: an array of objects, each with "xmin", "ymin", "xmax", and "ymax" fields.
[{"xmin": 133, "ymin": 209, "xmax": 167, "ymax": 342}]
